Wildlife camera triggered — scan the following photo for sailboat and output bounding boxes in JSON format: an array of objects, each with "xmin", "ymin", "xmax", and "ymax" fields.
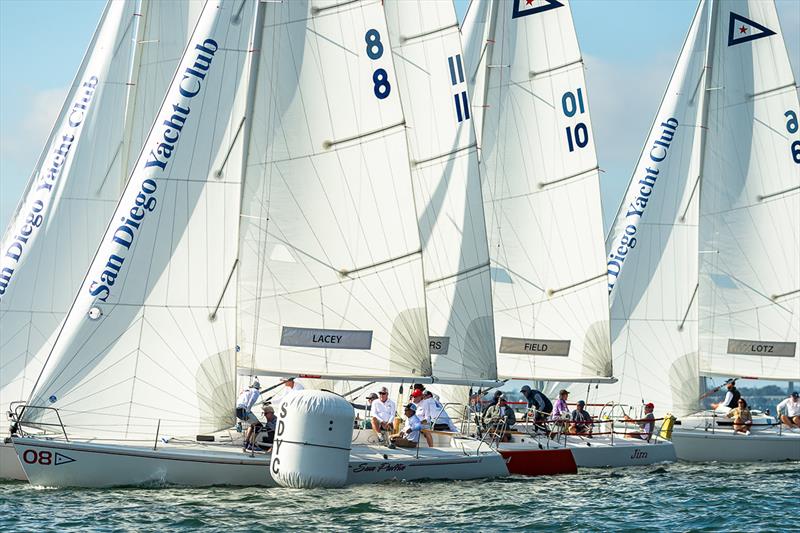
[
  {"xmin": 461, "ymin": 0, "xmax": 677, "ymax": 470},
  {"xmin": 0, "ymin": 0, "xmax": 203, "ymax": 480},
  {"xmin": 591, "ymin": 0, "xmax": 799, "ymax": 462},
  {"xmin": 11, "ymin": 0, "xmax": 510, "ymax": 488}
]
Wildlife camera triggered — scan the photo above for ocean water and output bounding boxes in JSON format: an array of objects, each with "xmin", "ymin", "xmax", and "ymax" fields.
[{"xmin": 1, "ymin": 462, "xmax": 797, "ymax": 532}]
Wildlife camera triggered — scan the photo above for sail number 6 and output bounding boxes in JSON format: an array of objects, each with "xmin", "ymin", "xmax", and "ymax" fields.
[
  {"xmin": 365, "ymin": 29, "xmax": 390, "ymax": 99},
  {"xmin": 562, "ymin": 88, "xmax": 588, "ymax": 152},
  {"xmin": 785, "ymin": 110, "xmax": 800, "ymax": 164}
]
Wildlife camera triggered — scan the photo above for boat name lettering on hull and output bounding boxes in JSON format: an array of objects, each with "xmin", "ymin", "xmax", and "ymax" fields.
[
  {"xmin": 351, "ymin": 462, "xmax": 407, "ymax": 473},
  {"xmin": 280, "ymin": 326, "xmax": 373, "ymax": 350},
  {"xmin": 726, "ymin": 339, "xmax": 796, "ymax": 357},
  {"xmin": 498, "ymin": 337, "xmax": 570, "ymax": 356},
  {"xmin": 630, "ymin": 449, "xmax": 647, "ymax": 459}
]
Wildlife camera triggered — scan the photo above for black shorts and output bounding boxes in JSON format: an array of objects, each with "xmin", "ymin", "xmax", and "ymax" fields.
[{"xmin": 433, "ymin": 423, "xmax": 452, "ymax": 431}]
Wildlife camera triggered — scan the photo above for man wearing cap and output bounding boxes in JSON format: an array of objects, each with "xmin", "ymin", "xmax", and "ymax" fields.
[
  {"xmin": 273, "ymin": 377, "xmax": 305, "ymax": 407},
  {"xmin": 776, "ymin": 391, "xmax": 800, "ymax": 428},
  {"xmin": 624, "ymin": 402, "xmax": 656, "ymax": 441},
  {"xmin": 390, "ymin": 403, "xmax": 423, "ymax": 448},
  {"xmin": 520, "ymin": 385, "xmax": 553, "ymax": 423},
  {"xmin": 569, "ymin": 400, "xmax": 593, "ymax": 435},
  {"xmin": 711, "ymin": 381, "xmax": 740, "ymax": 412},
  {"xmin": 235, "ymin": 379, "xmax": 262, "ymax": 428},
  {"xmin": 371, "ymin": 387, "xmax": 396, "ymax": 443},
  {"xmin": 244, "ymin": 404, "xmax": 277, "ymax": 452},
  {"xmin": 483, "ymin": 395, "xmax": 516, "ymax": 441},
  {"xmin": 422, "ymin": 390, "xmax": 458, "ymax": 432}
]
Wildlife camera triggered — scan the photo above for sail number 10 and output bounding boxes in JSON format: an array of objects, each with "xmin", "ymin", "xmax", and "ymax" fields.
[
  {"xmin": 365, "ymin": 29, "xmax": 390, "ymax": 100},
  {"xmin": 562, "ymin": 88, "xmax": 588, "ymax": 152}
]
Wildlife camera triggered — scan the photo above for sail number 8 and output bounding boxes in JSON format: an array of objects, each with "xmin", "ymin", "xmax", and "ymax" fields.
[
  {"xmin": 785, "ymin": 110, "xmax": 800, "ymax": 164},
  {"xmin": 365, "ymin": 29, "xmax": 390, "ymax": 99},
  {"xmin": 562, "ymin": 88, "xmax": 588, "ymax": 152}
]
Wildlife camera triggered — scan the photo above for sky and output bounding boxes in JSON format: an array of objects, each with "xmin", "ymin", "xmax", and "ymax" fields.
[{"xmin": 0, "ymin": 0, "xmax": 798, "ymax": 229}]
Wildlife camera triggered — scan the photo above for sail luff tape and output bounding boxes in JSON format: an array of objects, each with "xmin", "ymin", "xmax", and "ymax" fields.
[
  {"xmin": 679, "ymin": 174, "xmax": 701, "ymax": 222},
  {"xmin": 529, "ymin": 57, "xmax": 583, "ymax": 79},
  {"xmin": 747, "ymin": 82, "xmax": 798, "ymax": 100},
  {"xmin": 538, "ymin": 165, "xmax": 598, "ymax": 189},
  {"xmin": 400, "ymin": 23, "xmax": 458, "ymax": 44},
  {"xmin": 677, "ymin": 282, "xmax": 699, "ymax": 331},
  {"xmin": 337, "ymin": 249, "xmax": 421, "ymax": 277},
  {"xmin": 757, "ymin": 184, "xmax": 799, "ymax": 202},
  {"xmin": 424, "ymin": 261, "xmax": 490, "ymax": 287},
  {"xmin": 323, "ymin": 120, "xmax": 405, "ymax": 150},
  {"xmin": 214, "ymin": 116, "xmax": 246, "ymax": 178},
  {"xmin": 311, "ymin": 0, "xmax": 361, "ymax": 16},
  {"xmin": 771, "ymin": 288, "xmax": 799, "ymax": 301},
  {"xmin": 412, "ymin": 143, "xmax": 476, "ymax": 167},
  {"xmin": 546, "ymin": 272, "xmax": 605, "ymax": 297}
]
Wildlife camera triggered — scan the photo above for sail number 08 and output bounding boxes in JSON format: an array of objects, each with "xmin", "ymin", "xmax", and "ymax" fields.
[
  {"xmin": 365, "ymin": 29, "xmax": 390, "ymax": 100},
  {"xmin": 562, "ymin": 88, "xmax": 588, "ymax": 152},
  {"xmin": 785, "ymin": 110, "xmax": 800, "ymax": 164}
]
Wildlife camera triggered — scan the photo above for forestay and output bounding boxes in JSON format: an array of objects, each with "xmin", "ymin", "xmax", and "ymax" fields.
[
  {"xmin": 236, "ymin": 0, "xmax": 431, "ymax": 381},
  {"xmin": 0, "ymin": 1, "xmax": 138, "ymax": 415},
  {"xmin": 24, "ymin": 0, "xmax": 255, "ymax": 439},
  {"xmin": 463, "ymin": 0, "xmax": 611, "ymax": 382},
  {"xmin": 697, "ymin": 0, "xmax": 799, "ymax": 381}
]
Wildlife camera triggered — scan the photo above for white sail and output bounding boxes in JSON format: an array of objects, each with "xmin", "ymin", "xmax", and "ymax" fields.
[
  {"xmin": 384, "ymin": 0, "xmax": 496, "ymax": 386},
  {"xmin": 464, "ymin": 0, "xmax": 611, "ymax": 382},
  {"xmin": 0, "ymin": 0, "xmax": 138, "ymax": 414},
  {"xmin": 236, "ymin": 0, "xmax": 432, "ymax": 382},
  {"xmin": 697, "ymin": 0, "xmax": 800, "ymax": 380},
  {"xmin": 24, "ymin": 0, "xmax": 255, "ymax": 439}
]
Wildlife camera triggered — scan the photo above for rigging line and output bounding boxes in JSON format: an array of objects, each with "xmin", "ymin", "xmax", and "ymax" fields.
[
  {"xmin": 757, "ymin": 184, "xmax": 800, "ymax": 201},
  {"xmin": 547, "ymin": 272, "xmax": 606, "ymax": 297},
  {"xmin": 491, "ymin": 261, "xmax": 545, "ymax": 293},
  {"xmin": 747, "ymin": 82, "xmax": 798, "ymax": 100},
  {"xmin": 753, "ymin": 116, "xmax": 790, "ymax": 140},
  {"xmin": 322, "ymin": 120, "xmax": 405, "ymax": 149},
  {"xmin": 679, "ymin": 174, "xmax": 700, "ymax": 222},
  {"xmin": 209, "ymin": 259, "xmax": 239, "ymax": 321},
  {"xmin": 538, "ymin": 165, "xmax": 599, "ymax": 189},
  {"xmin": 507, "ymin": 80, "xmax": 553, "ymax": 109},
  {"xmin": 391, "ymin": 50, "xmax": 429, "ymax": 75},
  {"xmin": 400, "ymin": 23, "xmax": 458, "ymax": 43},
  {"xmin": 771, "ymin": 288, "xmax": 799, "ymax": 301},
  {"xmin": 307, "ymin": 28, "xmax": 357, "ymax": 56},
  {"xmin": 93, "ymin": 142, "xmax": 123, "ymax": 195},
  {"xmin": 528, "ymin": 57, "xmax": 583, "ymax": 79},
  {"xmin": 311, "ymin": 0, "xmax": 363, "ymax": 15},
  {"xmin": 677, "ymin": 282, "xmax": 698, "ymax": 331},
  {"xmin": 717, "ymin": 271, "xmax": 794, "ymax": 313},
  {"xmin": 213, "ymin": 116, "xmax": 246, "ymax": 177},
  {"xmin": 425, "ymin": 261, "xmax": 490, "ymax": 287},
  {"xmin": 412, "ymin": 143, "xmax": 476, "ymax": 167}
]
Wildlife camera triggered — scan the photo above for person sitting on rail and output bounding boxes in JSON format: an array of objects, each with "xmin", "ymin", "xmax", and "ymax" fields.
[
  {"xmin": 726, "ymin": 398, "xmax": 753, "ymax": 435},
  {"xmin": 484, "ymin": 395, "xmax": 516, "ymax": 441},
  {"xmin": 370, "ymin": 387, "xmax": 396, "ymax": 444},
  {"xmin": 422, "ymin": 390, "xmax": 458, "ymax": 431},
  {"xmin": 244, "ymin": 404, "xmax": 278, "ymax": 452},
  {"xmin": 235, "ymin": 379, "xmax": 261, "ymax": 431},
  {"xmin": 569, "ymin": 400, "xmax": 593, "ymax": 435},
  {"xmin": 390, "ymin": 403, "xmax": 423, "ymax": 448},
  {"xmin": 624, "ymin": 402, "xmax": 656, "ymax": 441},
  {"xmin": 711, "ymin": 380, "xmax": 740, "ymax": 412},
  {"xmin": 520, "ymin": 385, "xmax": 553, "ymax": 424},
  {"xmin": 776, "ymin": 391, "xmax": 800, "ymax": 428},
  {"xmin": 411, "ymin": 388, "xmax": 434, "ymax": 446}
]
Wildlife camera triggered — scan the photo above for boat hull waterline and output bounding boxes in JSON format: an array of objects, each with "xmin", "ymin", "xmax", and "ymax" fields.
[
  {"xmin": 670, "ymin": 429, "xmax": 800, "ymax": 463},
  {"xmin": 12, "ymin": 437, "xmax": 509, "ymax": 488}
]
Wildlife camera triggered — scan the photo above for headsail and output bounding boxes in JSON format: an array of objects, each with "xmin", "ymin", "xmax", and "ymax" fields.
[
  {"xmin": 236, "ymin": 0, "xmax": 431, "ymax": 382},
  {"xmin": 24, "ymin": 0, "xmax": 255, "ymax": 439},
  {"xmin": 464, "ymin": 0, "xmax": 612, "ymax": 382}
]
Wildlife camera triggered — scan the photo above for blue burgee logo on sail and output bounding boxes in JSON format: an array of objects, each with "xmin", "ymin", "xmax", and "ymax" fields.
[
  {"xmin": 511, "ymin": 0, "xmax": 563, "ymax": 19},
  {"xmin": 606, "ymin": 117, "xmax": 679, "ymax": 293},
  {"xmin": 88, "ymin": 39, "xmax": 218, "ymax": 302},
  {"xmin": 727, "ymin": 12, "xmax": 776, "ymax": 47}
]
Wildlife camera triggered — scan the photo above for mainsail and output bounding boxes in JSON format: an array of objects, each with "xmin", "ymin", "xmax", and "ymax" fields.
[
  {"xmin": 24, "ymin": 0, "xmax": 255, "ymax": 439},
  {"xmin": 0, "ymin": 0, "xmax": 201, "ymax": 416},
  {"xmin": 463, "ymin": 0, "xmax": 612, "ymax": 383},
  {"xmin": 602, "ymin": 0, "xmax": 798, "ymax": 416},
  {"xmin": 236, "ymin": 0, "xmax": 432, "ymax": 382}
]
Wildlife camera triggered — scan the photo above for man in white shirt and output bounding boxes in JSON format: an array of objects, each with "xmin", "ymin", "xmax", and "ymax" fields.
[
  {"xmin": 422, "ymin": 390, "xmax": 458, "ymax": 432},
  {"xmin": 370, "ymin": 386, "xmax": 396, "ymax": 443},
  {"xmin": 274, "ymin": 377, "xmax": 305, "ymax": 406},
  {"xmin": 390, "ymin": 403, "xmax": 422, "ymax": 448},
  {"xmin": 235, "ymin": 380, "xmax": 261, "ymax": 427},
  {"xmin": 776, "ymin": 391, "xmax": 800, "ymax": 428}
]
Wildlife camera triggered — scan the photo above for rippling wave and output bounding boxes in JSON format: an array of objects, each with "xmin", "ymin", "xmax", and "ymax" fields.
[{"xmin": 1, "ymin": 462, "xmax": 797, "ymax": 532}]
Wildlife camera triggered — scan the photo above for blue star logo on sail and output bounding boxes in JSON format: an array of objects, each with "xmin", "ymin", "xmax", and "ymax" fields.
[
  {"xmin": 511, "ymin": 0, "xmax": 563, "ymax": 20},
  {"xmin": 727, "ymin": 12, "xmax": 776, "ymax": 47}
]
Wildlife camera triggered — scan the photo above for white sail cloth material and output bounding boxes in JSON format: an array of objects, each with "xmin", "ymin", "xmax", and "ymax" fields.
[
  {"xmin": 601, "ymin": 0, "xmax": 798, "ymax": 416},
  {"xmin": 236, "ymin": 0, "xmax": 431, "ymax": 381},
  {"xmin": 463, "ymin": 0, "xmax": 611, "ymax": 382},
  {"xmin": 24, "ymin": 0, "xmax": 254, "ymax": 439},
  {"xmin": 1, "ymin": 0, "xmax": 203, "ymax": 419}
]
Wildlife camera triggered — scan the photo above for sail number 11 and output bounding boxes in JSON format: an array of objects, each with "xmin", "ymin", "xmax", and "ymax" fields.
[{"xmin": 562, "ymin": 88, "xmax": 588, "ymax": 152}]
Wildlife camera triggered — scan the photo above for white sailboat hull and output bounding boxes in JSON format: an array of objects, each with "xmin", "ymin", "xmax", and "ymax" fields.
[
  {"xmin": 0, "ymin": 440, "xmax": 25, "ymax": 480},
  {"xmin": 670, "ymin": 429, "xmax": 800, "ymax": 463},
  {"xmin": 12, "ymin": 437, "xmax": 508, "ymax": 488}
]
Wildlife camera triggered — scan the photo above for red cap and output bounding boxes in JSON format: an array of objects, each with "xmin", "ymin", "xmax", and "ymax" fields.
[
  {"xmin": 645, "ymin": 402, "xmax": 655, "ymax": 409},
  {"xmin": 411, "ymin": 389, "xmax": 423, "ymax": 398}
]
